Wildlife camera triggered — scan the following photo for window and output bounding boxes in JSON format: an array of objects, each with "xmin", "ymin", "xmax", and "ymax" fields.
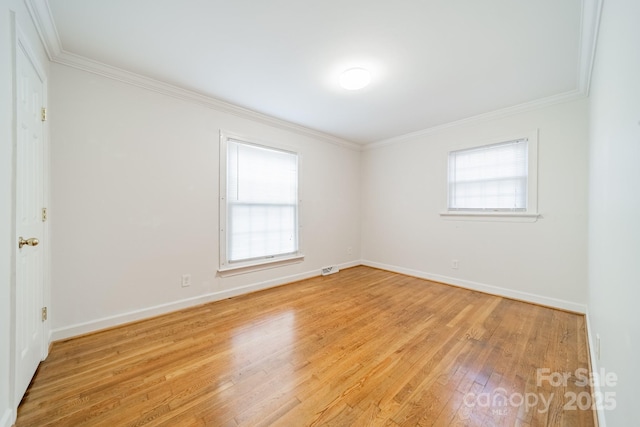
[
  {"xmin": 219, "ymin": 132, "xmax": 302, "ymax": 272},
  {"xmin": 444, "ymin": 132, "xmax": 538, "ymax": 219}
]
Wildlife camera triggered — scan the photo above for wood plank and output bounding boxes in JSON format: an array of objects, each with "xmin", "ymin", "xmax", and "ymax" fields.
[{"xmin": 15, "ymin": 266, "xmax": 594, "ymax": 426}]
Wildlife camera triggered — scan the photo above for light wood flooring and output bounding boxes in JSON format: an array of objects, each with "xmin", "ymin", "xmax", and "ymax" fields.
[{"xmin": 16, "ymin": 266, "xmax": 595, "ymax": 426}]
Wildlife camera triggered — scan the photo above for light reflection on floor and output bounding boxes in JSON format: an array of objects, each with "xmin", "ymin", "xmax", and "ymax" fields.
[{"xmin": 232, "ymin": 310, "xmax": 296, "ymax": 362}]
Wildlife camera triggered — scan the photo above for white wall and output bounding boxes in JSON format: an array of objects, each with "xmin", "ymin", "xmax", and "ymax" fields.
[
  {"xmin": 361, "ymin": 98, "xmax": 589, "ymax": 311},
  {"xmin": 49, "ymin": 63, "xmax": 361, "ymax": 338},
  {"xmin": 588, "ymin": 0, "xmax": 640, "ymax": 425},
  {"xmin": 0, "ymin": 2, "xmax": 50, "ymax": 426}
]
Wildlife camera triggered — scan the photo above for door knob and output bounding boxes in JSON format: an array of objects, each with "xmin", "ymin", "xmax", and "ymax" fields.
[{"xmin": 18, "ymin": 237, "xmax": 39, "ymax": 249}]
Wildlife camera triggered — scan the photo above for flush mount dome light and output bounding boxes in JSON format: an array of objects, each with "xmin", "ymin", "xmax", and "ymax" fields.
[{"xmin": 339, "ymin": 67, "xmax": 371, "ymax": 90}]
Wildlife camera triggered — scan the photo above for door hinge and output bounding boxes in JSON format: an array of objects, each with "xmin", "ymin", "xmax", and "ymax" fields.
[
  {"xmin": 42, "ymin": 207, "xmax": 47, "ymax": 222},
  {"xmin": 41, "ymin": 107, "xmax": 47, "ymax": 122},
  {"xmin": 41, "ymin": 307, "xmax": 47, "ymax": 322}
]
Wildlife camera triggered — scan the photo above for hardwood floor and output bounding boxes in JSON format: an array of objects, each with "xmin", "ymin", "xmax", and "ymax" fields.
[{"xmin": 16, "ymin": 266, "xmax": 595, "ymax": 426}]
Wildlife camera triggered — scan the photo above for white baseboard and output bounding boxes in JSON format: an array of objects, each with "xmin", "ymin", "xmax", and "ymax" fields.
[
  {"xmin": 361, "ymin": 260, "xmax": 587, "ymax": 313},
  {"xmin": 51, "ymin": 260, "xmax": 360, "ymax": 341},
  {"xmin": 585, "ymin": 310, "xmax": 607, "ymax": 427},
  {"xmin": 51, "ymin": 259, "xmax": 585, "ymax": 341},
  {"xmin": 0, "ymin": 408, "xmax": 14, "ymax": 427}
]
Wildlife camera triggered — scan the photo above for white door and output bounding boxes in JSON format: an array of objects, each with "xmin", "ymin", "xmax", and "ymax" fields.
[{"xmin": 14, "ymin": 39, "xmax": 46, "ymax": 404}]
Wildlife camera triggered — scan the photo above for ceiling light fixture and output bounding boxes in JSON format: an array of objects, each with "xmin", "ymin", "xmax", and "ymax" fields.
[{"xmin": 339, "ymin": 67, "xmax": 371, "ymax": 90}]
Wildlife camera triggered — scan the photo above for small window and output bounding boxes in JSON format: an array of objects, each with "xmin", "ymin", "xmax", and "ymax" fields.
[
  {"xmin": 445, "ymin": 133, "xmax": 538, "ymax": 218},
  {"xmin": 219, "ymin": 132, "xmax": 302, "ymax": 272}
]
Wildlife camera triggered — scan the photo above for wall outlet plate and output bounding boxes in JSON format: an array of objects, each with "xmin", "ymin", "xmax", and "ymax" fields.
[{"xmin": 181, "ymin": 274, "xmax": 191, "ymax": 287}]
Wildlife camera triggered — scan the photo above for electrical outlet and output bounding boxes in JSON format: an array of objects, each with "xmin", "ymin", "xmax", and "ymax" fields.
[
  {"xmin": 347, "ymin": 246, "xmax": 353, "ymax": 255},
  {"xmin": 451, "ymin": 259, "xmax": 459, "ymax": 270},
  {"xmin": 181, "ymin": 274, "xmax": 191, "ymax": 287}
]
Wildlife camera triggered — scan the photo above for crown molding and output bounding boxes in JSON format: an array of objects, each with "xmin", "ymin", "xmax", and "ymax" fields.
[
  {"xmin": 365, "ymin": 89, "xmax": 586, "ymax": 150},
  {"xmin": 25, "ymin": 0, "xmax": 361, "ymax": 151},
  {"xmin": 52, "ymin": 51, "xmax": 362, "ymax": 150},
  {"xmin": 577, "ymin": 0, "xmax": 604, "ymax": 96},
  {"xmin": 24, "ymin": 0, "xmax": 61, "ymax": 59},
  {"xmin": 366, "ymin": 0, "xmax": 603, "ymax": 151},
  {"xmin": 27, "ymin": 0, "xmax": 601, "ymax": 151}
]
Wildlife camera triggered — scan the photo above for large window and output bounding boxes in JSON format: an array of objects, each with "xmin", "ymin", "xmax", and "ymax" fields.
[
  {"xmin": 445, "ymin": 133, "xmax": 538, "ymax": 218},
  {"xmin": 219, "ymin": 133, "xmax": 301, "ymax": 271}
]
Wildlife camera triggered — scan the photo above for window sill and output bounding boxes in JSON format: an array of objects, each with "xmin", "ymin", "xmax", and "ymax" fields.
[
  {"xmin": 218, "ymin": 254, "xmax": 305, "ymax": 277},
  {"xmin": 439, "ymin": 211, "xmax": 540, "ymax": 222}
]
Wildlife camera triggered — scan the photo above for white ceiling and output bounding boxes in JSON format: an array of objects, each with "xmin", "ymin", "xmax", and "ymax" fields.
[{"xmin": 41, "ymin": 0, "xmax": 593, "ymax": 145}]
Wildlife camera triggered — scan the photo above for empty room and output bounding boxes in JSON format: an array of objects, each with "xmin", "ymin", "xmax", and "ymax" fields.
[{"xmin": 1, "ymin": 0, "xmax": 638, "ymax": 426}]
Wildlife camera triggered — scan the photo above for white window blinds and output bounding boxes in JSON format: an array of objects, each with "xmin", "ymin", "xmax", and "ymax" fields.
[
  {"xmin": 226, "ymin": 139, "xmax": 299, "ymax": 263},
  {"xmin": 448, "ymin": 139, "xmax": 528, "ymax": 211}
]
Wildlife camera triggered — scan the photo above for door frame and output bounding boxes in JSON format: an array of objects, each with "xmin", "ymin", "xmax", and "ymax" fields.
[{"xmin": 11, "ymin": 19, "xmax": 50, "ymax": 407}]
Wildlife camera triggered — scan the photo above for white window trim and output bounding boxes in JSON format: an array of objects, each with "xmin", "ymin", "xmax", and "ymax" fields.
[
  {"xmin": 440, "ymin": 130, "xmax": 540, "ymax": 222},
  {"xmin": 218, "ymin": 130, "xmax": 304, "ymax": 274},
  {"xmin": 217, "ymin": 254, "xmax": 305, "ymax": 276}
]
